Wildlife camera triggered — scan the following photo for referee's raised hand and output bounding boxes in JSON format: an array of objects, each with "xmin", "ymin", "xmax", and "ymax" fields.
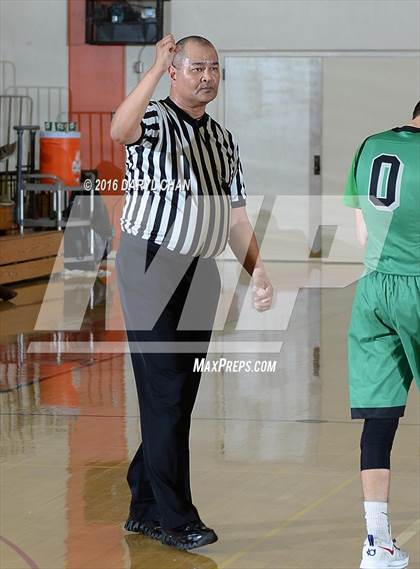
[
  {"xmin": 111, "ymin": 35, "xmax": 178, "ymax": 144},
  {"xmin": 153, "ymin": 34, "xmax": 178, "ymax": 75}
]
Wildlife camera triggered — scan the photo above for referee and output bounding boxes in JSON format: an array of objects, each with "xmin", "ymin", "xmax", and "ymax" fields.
[{"xmin": 111, "ymin": 34, "xmax": 273, "ymax": 551}]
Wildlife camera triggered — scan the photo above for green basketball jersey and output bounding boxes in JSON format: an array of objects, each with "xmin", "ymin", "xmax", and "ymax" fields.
[{"xmin": 344, "ymin": 126, "xmax": 420, "ymax": 276}]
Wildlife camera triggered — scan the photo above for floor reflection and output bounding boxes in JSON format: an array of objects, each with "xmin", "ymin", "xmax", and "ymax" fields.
[
  {"xmin": 124, "ymin": 534, "xmax": 219, "ymax": 569},
  {"xmin": 1, "ymin": 271, "xmax": 418, "ymax": 569}
]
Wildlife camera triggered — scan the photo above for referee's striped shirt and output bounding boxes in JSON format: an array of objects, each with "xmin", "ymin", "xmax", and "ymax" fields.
[{"xmin": 120, "ymin": 97, "xmax": 246, "ymax": 258}]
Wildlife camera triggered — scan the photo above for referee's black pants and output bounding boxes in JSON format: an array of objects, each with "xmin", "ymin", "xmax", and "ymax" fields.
[{"xmin": 116, "ymin": 232, "xmax": 221, "ymax": 529}]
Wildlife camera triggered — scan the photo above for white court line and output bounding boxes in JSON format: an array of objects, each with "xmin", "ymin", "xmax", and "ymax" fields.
[
  {"xmin": 397, "ymin": 518, "xmax": 420, "ymax": 546},
  {"xmin": 27, "ymin": 341, "xmax": 283, "ymax": 354}
]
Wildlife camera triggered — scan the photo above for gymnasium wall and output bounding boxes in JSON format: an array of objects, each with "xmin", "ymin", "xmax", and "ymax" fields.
[
  {"xmin": 0, "ymin": 0, "xmax": 67, "ymax": 90},
  {"xmin": 1, "ymin": 0, "xmax": 419, "ymax": 200},
  {"xmin": 323, "ymin": 57, "xmax": 420, "ymax": 196},
  {"xmin": 169, "ymin": 0, "xmax": 420, "ymax": 51},
  {"xmin": 126, "ymin": 0, "xmax": 420, "ymax": 104},
  {"xmin": 2, "ymin": 1, "xmax": 419, "ymax": 131},
  {"xmin": 124, "ymin": 0, "xmax": 420, "ymax": 191}
]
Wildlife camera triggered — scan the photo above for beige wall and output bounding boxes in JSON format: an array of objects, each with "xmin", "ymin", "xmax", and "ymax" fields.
[
  {"xmin": 169, "ymin": 0, "xmax": 420, "ymax": 51},
  {"xmin": 322, "ymin": 56, "xmax": 420, "ymax": 195},
  {"xmin": 125, "ymin": 0, "xmax": 420, "ymax": 101},
  {"xmin": 1, "ymin": 0, "xmax": 418, "ymax": 183},
  {"xmin": 0, "ymin": 0, "xmax": 67, "ymax": 90}
]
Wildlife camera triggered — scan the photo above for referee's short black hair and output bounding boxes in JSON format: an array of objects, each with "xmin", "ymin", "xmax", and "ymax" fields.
[
  {"xmin": 173, "ymin": 36, "xmax": 217, "ymax": 67},
  {"xmin": 413, "ymin": 100, "xmax": 420, "ymax": 119}
]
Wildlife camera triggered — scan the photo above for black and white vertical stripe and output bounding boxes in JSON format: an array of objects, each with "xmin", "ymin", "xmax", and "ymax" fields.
[{"xmin": 120, "ymin": 97, "xmax": 246, "ymax": 258}]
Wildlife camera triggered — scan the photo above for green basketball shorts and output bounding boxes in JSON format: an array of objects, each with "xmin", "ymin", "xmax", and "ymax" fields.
[{"xmin": 348, "ymin": 270, "xmax": 420, "ymax": 419}]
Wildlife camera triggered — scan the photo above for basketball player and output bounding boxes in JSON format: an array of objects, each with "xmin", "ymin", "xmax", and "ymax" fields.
[{"xmin": 343, "ymin": 101, "xmax": 420, "ymax": 569}]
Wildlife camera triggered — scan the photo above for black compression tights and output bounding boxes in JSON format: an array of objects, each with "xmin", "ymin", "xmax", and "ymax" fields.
[{"xmin": 360, "ymin": 418, "xmax": 399, "ymax": 471}]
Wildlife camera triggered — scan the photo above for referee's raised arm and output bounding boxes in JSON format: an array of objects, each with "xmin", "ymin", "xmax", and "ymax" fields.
[{"xmin": 110, "ymin": 34, "xmax": 177, "ymax": 145}]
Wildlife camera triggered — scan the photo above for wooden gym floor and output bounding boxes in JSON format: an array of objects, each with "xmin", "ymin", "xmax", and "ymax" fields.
[{"xmin": 1, "ymin": 261, "xmax": 419, "ymax": 569}]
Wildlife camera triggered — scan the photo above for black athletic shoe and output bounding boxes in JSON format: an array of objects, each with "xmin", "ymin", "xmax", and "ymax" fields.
[
  {"xmin": 161, "ymin": 521, "xmax": 218, "ymax": 551},
  {"xmin": 123, "ymin": 518, "xmax": 162, "ymax": 541}
]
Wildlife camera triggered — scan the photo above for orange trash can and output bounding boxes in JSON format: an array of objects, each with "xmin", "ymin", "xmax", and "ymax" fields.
[{"xmin": 40, "ymin": 131, "xmax": 81, "ymax": 186}]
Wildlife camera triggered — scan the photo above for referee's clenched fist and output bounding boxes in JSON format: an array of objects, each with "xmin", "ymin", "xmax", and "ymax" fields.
[{"xmin": 153, "ymin": 34, "xmax": 178, "ymax": 73}]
